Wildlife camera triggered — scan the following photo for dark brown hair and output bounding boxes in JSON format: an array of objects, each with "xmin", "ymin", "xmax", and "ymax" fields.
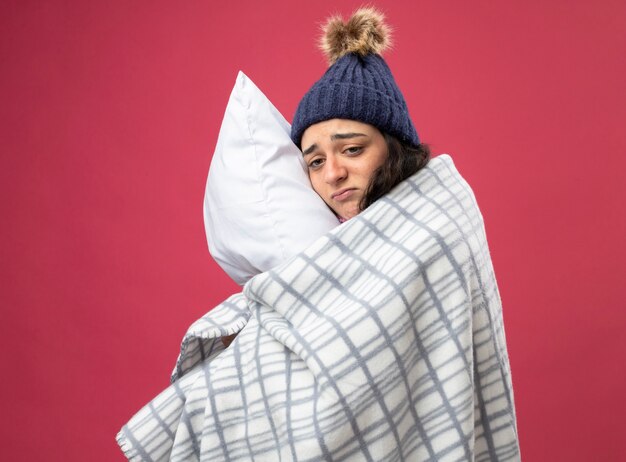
[{"xmin": 359, "ymin": 133, "xmax": 431, "ymax": 211}]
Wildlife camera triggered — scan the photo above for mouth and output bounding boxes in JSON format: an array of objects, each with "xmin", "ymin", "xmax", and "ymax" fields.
[{"xmin": 331, "ymin": 188, "xmax": 357, "ymax": 201}]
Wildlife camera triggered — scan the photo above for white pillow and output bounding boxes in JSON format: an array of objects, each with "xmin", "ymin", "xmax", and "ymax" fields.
[{"xmin": 203, "ymin": 71, "xmax": 339, "ymax": 286}]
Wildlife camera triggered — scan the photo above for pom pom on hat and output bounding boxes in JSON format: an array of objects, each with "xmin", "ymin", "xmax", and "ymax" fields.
[{"xmin": 319, "ymin": 7, "xmax": 392, "ymax": 65}]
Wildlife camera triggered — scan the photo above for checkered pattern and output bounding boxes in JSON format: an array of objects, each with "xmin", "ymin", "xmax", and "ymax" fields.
[{"xmin": 117, "ymin": 155, "xmax": 519, "ymax": 461}]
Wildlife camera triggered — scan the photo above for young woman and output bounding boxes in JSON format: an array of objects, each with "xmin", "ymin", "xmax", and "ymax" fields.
[{"xmin": 119, "ymin": 8, "xmax": 519, "ymax": 461}]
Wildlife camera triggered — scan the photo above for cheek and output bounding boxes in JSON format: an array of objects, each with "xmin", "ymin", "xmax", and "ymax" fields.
[
  {"xmin": 367, "ymin": 153, "xmax": 388, "ymax": 177},
  {"xmin": 360, "ymin": 158, "xmax": 385, "ymax": 178},
  {"xmin": 308, "ymin": 174, "xmax": 325, "ymax": 197},
  {"xmin": 375, "ymin": 148, "xmax": 389, "ymax": 169}
]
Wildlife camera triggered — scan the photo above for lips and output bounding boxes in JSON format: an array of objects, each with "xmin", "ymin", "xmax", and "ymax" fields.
[{"xmin": 331, "ymin": 188, "xmax": 357, "ymax": 201}]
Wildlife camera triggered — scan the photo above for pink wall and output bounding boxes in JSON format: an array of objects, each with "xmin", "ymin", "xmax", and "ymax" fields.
[{"xmin": 2, "ymin": 1, "xmax": 625, "ymax": 460}]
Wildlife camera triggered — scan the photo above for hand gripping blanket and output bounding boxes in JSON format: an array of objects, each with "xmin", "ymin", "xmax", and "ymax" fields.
[{"xmin": 117, "ymin": 154, "xmax": 520, "ymax": 461}]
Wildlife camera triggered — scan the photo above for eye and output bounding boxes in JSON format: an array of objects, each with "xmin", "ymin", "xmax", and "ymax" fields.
[
  {"xmin": 308, "ymin": 157, "xmax": 325, "ymax": 170},
  {"xmin": 344, "ymin": 146, "xmax": 363, "ymax": 155}
]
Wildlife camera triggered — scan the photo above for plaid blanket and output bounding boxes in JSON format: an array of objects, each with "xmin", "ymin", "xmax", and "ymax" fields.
[{"xmin": 117, "ymin": 154, "xmax": 520, "ymax": 461}]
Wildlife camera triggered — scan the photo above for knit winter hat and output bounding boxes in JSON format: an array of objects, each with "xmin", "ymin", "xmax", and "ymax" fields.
[{"xmin": 291, "ymin": 7, "xmax": 420, "ymax": 148}]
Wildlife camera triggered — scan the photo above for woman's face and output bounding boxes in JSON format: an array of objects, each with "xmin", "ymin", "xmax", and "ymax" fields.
[{"xmin": 301, "ymin": 119, "xmax": 388, "ymax": 221}]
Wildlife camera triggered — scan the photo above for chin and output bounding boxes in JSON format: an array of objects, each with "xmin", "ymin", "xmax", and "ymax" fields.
[{"xmin": 340, "ymin": 207, "xmax": 359, "ymax": 220}]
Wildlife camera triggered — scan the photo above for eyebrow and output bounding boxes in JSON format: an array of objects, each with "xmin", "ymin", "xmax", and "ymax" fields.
[{"xmin": 302, "ymin": 132, "xmax": 367, "ymax": 156}]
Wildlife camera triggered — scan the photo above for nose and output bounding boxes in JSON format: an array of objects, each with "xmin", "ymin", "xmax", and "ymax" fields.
[{"xmin": 323, "ymin": 155, "xmax": 347, "ymax": 185}]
